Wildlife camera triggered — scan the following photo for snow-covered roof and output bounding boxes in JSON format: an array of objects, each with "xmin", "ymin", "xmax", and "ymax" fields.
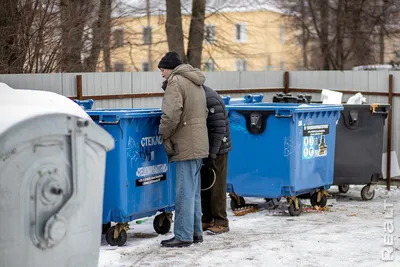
[
  {"xmin": 352, "ymin": 64, "xmax": 400, "ymax": 70},
  {"xmin": 115, "ymin": 0, "xmax": 284, "ymax": 18}
]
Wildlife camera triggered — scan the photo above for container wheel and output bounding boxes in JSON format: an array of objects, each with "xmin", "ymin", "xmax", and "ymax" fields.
[
  {"xmin": 264, "ymin": 198, "xmax": 281, "ymax": 206},
  {"xmin": 102, "ymin": 222, "xmax": 111, "ymax": 235},
  {"xmin": 105, "ymin": 226, "xmax": 127, "ymax": 246},
  {"xmin": 230, "ymin": 196, "xmax": 245, "ymax": 210},
  {"xmin": 288, "ymin": 199, "xmax": 302, "ymax": 216},
  {"xmin": 310, "ymin": 192, "xmax": 328, "ymax": 207},
  {"xmin": 361, "ymin": 185, "xmax": 375, "ymax": 201},
  {"xmin": 264, "ymin": 198, "xmax": 281, "ymax": 202},
  {"xmin": 338, "ymin": 185, "xmax": 350, "ymax": 194},
  {"xmin": 153, "ymin": 214, "xmax": 171, "ymax": 235}
]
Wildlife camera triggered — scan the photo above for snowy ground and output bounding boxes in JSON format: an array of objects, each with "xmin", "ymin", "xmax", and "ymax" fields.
[{"xmin": 98, "ymin": 185, "xmax": 400, "ymax": 267}]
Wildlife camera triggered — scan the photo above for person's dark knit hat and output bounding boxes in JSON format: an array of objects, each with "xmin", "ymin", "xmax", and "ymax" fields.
[{"xmin": 158, "ymin": 51, "xmax": 183, "ymax": 69}]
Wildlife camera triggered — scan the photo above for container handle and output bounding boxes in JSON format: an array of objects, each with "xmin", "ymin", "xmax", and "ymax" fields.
[
  {"xmin": 275, "ymin": 114, "xmax": 293, "ymax": 118},
  {"xmin": 99, "ymin": 120, "xmax": 120, "ymax": 125}
]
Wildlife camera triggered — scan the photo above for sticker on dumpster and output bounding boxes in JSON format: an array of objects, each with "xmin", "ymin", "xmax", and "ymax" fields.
[
  {"xmin": 302, "ymin": 124, "xmax": 328, "ymax": 160},
  {"xmin": 136, "ymin": 173, "xmax": 167, "ymax": 187},
  {"xmin": 136, "ymin": 163, "xmax": 168, "ymax": 177},
  {"xmin": 303, "ymin": 124, "xmax": 329, "ymax": 136}
]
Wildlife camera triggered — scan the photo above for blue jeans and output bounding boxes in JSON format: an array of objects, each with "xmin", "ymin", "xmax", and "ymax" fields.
[{"xmin": 174, "ymin": 159, "xmax": 203, "ymax": 242}]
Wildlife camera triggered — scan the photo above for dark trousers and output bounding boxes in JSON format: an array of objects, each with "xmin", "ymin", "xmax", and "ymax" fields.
[{"xmin": 201, "ymin": 153, "xmax": 229, "ymax": 227}]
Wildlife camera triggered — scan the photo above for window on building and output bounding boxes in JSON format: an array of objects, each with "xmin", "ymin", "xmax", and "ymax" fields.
[
  {"xmin": 296, "ymin": 30, "xmax": 301, "ymax": 46},
  {"xmin": 267, "ymin": 55, "xmax": 272, "ymax": 71},
  {"xmin": 113, "ymin": 29, "xmax": 124, "ymax": 48},
  {"xmin": 142, "ymin": 62, "xmax": 150, "ymax": 72},
  {"xmin": 203, "ymin": 59, "xmax": 215, "ymax": 71},
  {"xmin": 143, "ymin": 26, "xmax": 152, "ymax": 45},
  {"xmin": 296, "ymin": 60, "xmax": 302, "ymax": 70},
  {"xmin": 280, "ymin": 24, "xmax": 285, "ymax": 44},
  {"xmin": 235, "ymin": 23, "xmax": 247, "ymax": 42},
  {"xmin": 280, "ymin": 60, "xmax": 286, "ymax": 71},
  {"xmin": 205, "ymin": 25, "xmax": 216, "ymax": 43},
  {"xmin": 114, "ymin": 63, "xmax": 125, "ymax": 72},
  {"xmin": 395, "ymin": 50, "xmax": 400, "ymax": 60},
  {"xmin": 236, "ymin": 59, "xmax": 247, "ymax": 71}
]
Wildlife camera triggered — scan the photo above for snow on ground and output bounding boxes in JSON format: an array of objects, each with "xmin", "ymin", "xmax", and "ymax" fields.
[{"xmin": 98, "ymin": 186, "xmax": 400, "ymax": 267}]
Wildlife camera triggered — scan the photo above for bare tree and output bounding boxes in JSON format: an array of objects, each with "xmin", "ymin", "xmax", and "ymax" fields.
[
  {"xmin": 0, "ymin": 0, "xmax": 117, "ymax": 74},
  {"xmin": 300, "ymin": 0, "xmax": 309, "ymax": 69},
  {"xmin": 84, "ymin": 0, "xmax": 112, "ymax": 72},
  {"xmin": 142, "ymin": 0, "xmax": 151, "ymax": 71},
  {"xmin": 60, "ymin": 0, "xmax": 91, "ymax": 72},
  {"xmin": 103, "ymin": 0, "xmax": 112, "ymax": 71},
  {"xmin": 0, "ymin": 0, "xmax": 25, "ymax": 73},
  {"xmin": 165, "ymin": 0, "xmax": 187, "ymax": 63},
  {"xmin": 187, "ymin": 0, "xmax": 206, "ymax": 68},
  {"xmin": 280, "ymin": 0, "xmax": 400, "ymax": 70}
]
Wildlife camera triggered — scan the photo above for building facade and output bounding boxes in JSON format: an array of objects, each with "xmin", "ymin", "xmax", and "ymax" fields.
[{"xmin": 101, "ymin": 5, "xmax": 301, "ymax": 72}]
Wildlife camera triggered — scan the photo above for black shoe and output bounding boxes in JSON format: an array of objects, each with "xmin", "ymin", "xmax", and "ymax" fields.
[
  {"xmin": 161, "ymin": 237, "xmax": 192, "ymax": 247},
  {"xmin": 193, "ymin": 235, "xmax": 203, "ymax": 243},
  {"xmin": 160, "ymin": 237, "xmax": 174, "ymax": 245}
]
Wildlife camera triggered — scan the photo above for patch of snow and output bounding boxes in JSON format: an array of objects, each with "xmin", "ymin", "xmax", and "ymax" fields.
[{"xmin": 98, "ymin": 185, "xmax": 400, "ymax": 267}]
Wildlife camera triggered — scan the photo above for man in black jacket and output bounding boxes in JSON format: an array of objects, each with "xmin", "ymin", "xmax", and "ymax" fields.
[{"xmin": 201, "ymin": 84, "xmax": 232, "ymax": 235}]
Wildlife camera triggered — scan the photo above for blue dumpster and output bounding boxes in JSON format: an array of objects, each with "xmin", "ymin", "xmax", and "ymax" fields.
[
  {"xmin": 86, "ymin": 108, "xmax": 175, "ymax": 246},
  {"xmin": 226, "ymin": 103, "xmax": 343, "ymax": 215}
]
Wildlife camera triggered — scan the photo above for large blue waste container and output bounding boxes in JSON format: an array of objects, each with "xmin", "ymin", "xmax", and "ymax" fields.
[
  {"xmin": 86, "ymin": 108, "xmax": 175, "ymax": 246},
  {"xmin": 226, "ymin": 103, "xmax": 343, "ymax": 216}
]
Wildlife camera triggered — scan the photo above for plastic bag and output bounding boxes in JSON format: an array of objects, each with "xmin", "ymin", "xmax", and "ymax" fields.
[{"xmin": 346, "ymin": 93, "xmax": 366, "ymax": 104}]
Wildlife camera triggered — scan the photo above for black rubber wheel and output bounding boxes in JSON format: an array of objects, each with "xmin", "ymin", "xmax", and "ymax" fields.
[
  {"xmin": 310, "ymin": 192, "xmax": 328, "ymax": 207},
  {"xmin": 338, "ymin": 185, "xmax": 350, "ymax": 194},
  {"xmin": 361, "ymin": 185, "xmax": 375, "ymax": 201},
  {"xmin": 105, "ymin": 226, "xmax": 128, "ymax": 246},
  {"xmin": 153, "ymin": 214, "xmax": 171, "ymax": 235},
  {"xmin": 102, "ymin": 222, "xmax": 111, "ymax": 235},
  {"xmin": 288, "ymin": 199, "xmax": 302, "ymax": 216},
  {"xmin": 230, "ymin": 196, "xmax": 245, "ymax": 210}
]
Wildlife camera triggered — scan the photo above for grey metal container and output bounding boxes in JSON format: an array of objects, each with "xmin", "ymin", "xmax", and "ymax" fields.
[{"xmin": 0, "ymin": 84, "xmax": 114, "ymax": 267}]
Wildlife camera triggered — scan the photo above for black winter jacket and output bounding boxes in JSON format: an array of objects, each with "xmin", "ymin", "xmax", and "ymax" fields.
[{"xmin": 203, "ymin": 85, "xmax": 232, "ymax": 159}]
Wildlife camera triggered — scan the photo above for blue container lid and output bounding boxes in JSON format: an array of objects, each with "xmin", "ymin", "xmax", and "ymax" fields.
[
  {"xmin": 86, "ymin": 108, "xmax": 162, "ymax": 118},
  {"xmin": 226, "ymin": 103, "xmax": 343, "ymax": 113}
]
